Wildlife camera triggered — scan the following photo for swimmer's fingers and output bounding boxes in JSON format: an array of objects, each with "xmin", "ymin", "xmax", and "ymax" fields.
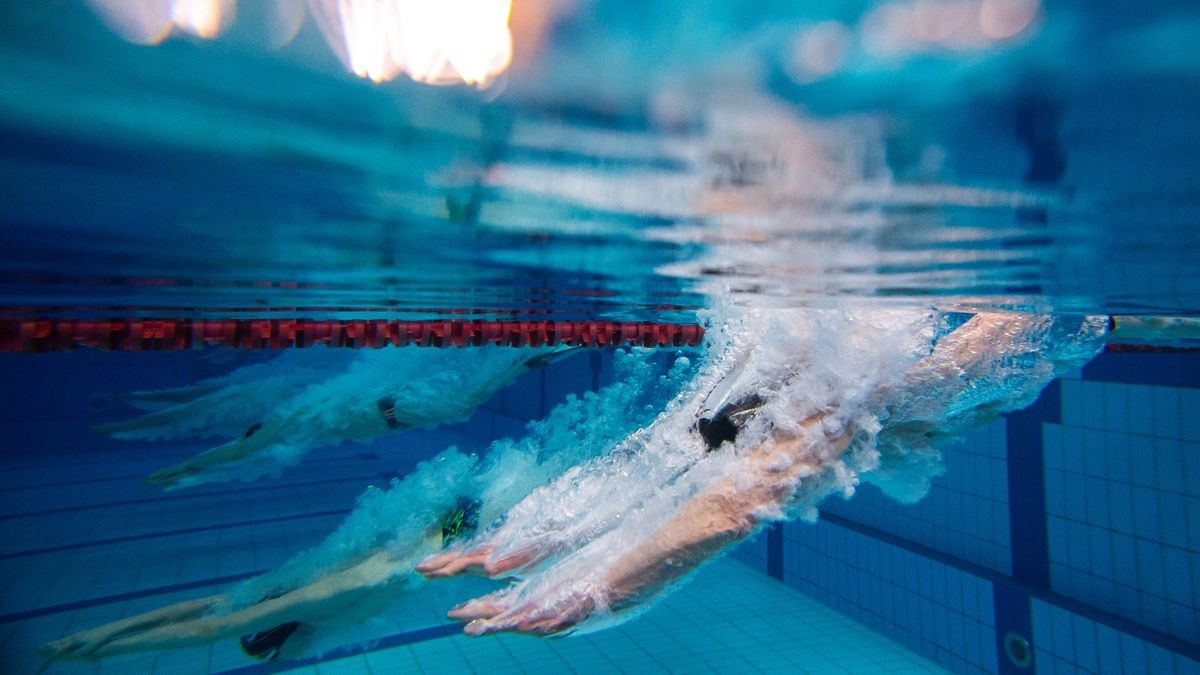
[
  {"xmin": 481, "ymin": 546, "xmax": 541, "ymax": 577},
  {"xmin": 464, "ymin": 591, "xmax": 596, "ymax": 637},
  {"xmin": 417, "ymin": 545, "xmax": 495, "ymax": 578},
  {"xmin": 415, "ymin": 550, "xmax": 462, "ymax": 574},
  {"xmin": 447, "ymin": 597, "xmax": 509, "ymax": 622}
]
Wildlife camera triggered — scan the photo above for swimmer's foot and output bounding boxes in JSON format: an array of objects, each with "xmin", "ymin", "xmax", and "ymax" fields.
[
  {"xmin": 39, "ymin": 597, "xmax": 220, "ymax": 663},
  {"xmin": 143, "ymin": 464, "xmax": 199, "ymax": 488}
]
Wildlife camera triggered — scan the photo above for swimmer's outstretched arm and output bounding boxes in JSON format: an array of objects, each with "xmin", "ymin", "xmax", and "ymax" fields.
[
  {"xmin": 450, "ymin": 312, "xmax": 1043, "ymax": 636},
  {"xmin": 419, "ymin": 315, "xmax": 1020, "ymax": 583},
  {"xmin": 455, "ymin": 416, "xmax": 852, "ymax": 636},
  {"xmin": 40, "ymin": 551, "xmax": 397, "ymax": 662}
]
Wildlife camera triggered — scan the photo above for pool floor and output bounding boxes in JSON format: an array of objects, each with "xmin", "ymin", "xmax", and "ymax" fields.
[{"xmin": 0, "ymin": 429, "xmax": 941, "ymax": 674}]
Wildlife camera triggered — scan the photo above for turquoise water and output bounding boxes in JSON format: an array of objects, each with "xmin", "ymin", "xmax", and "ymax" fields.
[
  {"xmin": 2, "ymin": 1, "xmax": 1198, "ymax": 319},
  {"xmin": 1, "ymin": 2, "xmax": 1199, "ymax": 674}
]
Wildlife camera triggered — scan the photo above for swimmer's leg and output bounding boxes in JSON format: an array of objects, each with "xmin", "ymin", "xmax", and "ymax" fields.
[
  {"xmin": 123, "ymin": 382, "xmax": 223, "ymax": 411},
  {"xmin": 95, "ymin": 386, "xmax": 267, "ymax": 442},
  {"xmin": 40, "ymin": 596, "xmax": 224, "ymax": 663},
  {"xmin": 41, "ymin": 551, "xmax": 399, "ymax": 662},
  {"xmin": 143, "ymin": 419, "xmax": 285, "ymax": 488},
  {"xmin": 94, "ymin": 403, "xmax": 231, "ymax": 441}
]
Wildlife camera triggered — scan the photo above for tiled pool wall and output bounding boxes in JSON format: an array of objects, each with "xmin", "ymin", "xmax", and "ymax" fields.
[
  {"xmin": 730, "ymin": 351, "xmax": 1200, "ymax": 675},
  {"xmin": 451, "ymin": 345, "xmax": 1200, "ymax": 674}
]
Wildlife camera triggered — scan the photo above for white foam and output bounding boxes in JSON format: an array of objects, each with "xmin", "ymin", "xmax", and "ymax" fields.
[
  {"xmin": 462, "ymin": 306, "xmax": 1108, "ymax": 633},
  {"xmin": 224, "ymin": 348, "xmax": 696, "ymax": 612}
]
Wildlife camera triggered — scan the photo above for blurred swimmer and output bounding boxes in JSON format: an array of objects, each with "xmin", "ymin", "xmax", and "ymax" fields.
[
  {"xmin": 96, "ymin": 346, "xmax": 579, "ymax": 490},
  {"xmin": 422, "ymin": 310, "xmax": 1198, "ymax": 636},
  {"xmin": 39, "ymin": 350, "xmax": 693, "ymax": 665}
]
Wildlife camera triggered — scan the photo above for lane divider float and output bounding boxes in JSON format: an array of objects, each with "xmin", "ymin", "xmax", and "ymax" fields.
[{"xmin": 0, "ymin": 319, "xmax": 706, "ymax": 352}]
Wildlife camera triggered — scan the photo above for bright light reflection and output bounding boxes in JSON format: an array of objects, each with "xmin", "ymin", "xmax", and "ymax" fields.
[
  {"xmin": 169, "ymin": 0, "xmax": 234, "ymax": 39},
  {"xmin": 979, "ymin": 0, "xmax": 1041, "ymax": 40},
  {"xmin": 860, "ymin": 0, "xmax": 1041, "ymax": 58},
  {"xmin": 85, "ymin": 0, "xmax": 513, "ymax": 89},
  {"xmin": 86, "ymin": 0, "xmax": 234, "ymax": 45},
  {"xmin": 308, "ymin": 0, "xmax": 513, "ymax": 87}
]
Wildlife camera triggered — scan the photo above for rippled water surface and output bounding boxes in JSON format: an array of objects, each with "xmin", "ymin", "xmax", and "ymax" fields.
[{"xmin": 1, "ymin": 1, "xmax": 1198, "ymax": 320}]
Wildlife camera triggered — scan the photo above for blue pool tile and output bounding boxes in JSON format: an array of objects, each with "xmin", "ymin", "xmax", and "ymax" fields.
[
  {"xmin": 1167, "ymin": 601, "xmax": 1197, "ymax": 645},
  {"xmin": 1128, "ymin": 385, "xmax": 1156, "ymax": 436},
  {"xmin": 1146, "ymin": 642, "xmax": 1178, "ymax": 675},
  {"xmin": 1182, "ymin": 390, "xmax": 1200, "ymax": 441},
  {"xmin": 1154, "ymin": 438, "xmax": 1185, "ymax": 496},
  {"xmin": 1104, "ymin": 384, "xmax": 1130, "ymax": 434},
  {"xmin": 1083, "ymin": 428, "xmax": 1108, "ymax": 476},
  {"xmin": 1107, "ymin": 482, "xmax": 1135, "ymax": 533},
  {"xmin": 1152, "ymin": 387, "xmax": 1182, "ymax": 441},
  {"xmin": 1132, "ymin": 486, "xmax": 1163, "ymax": 541},
  {"xmin": 1085, "ymin": 477, "xmax": 1110, "ymax": 527},
  {"xmin": 1087, "ymin": 526, "xmax": 1114, "ymax": 579},
  {"xmin": 1066, "ymin": 522, "xmax": 1090, "ymax": 571},
  {"xmin": 1135, "ymin": 538, "xmax": 1167, "ymax": 597},
  {"xmin": 1175, "ymin": 654, "xmax": 1200, "ymax": 675},
  {"xmin": 1157, "ymin": 492, "xmax": 1189, "ymax": 550},
  {"xmin": 1071, "ymin": 614, "xmax": 1099, "ymax": 673}
]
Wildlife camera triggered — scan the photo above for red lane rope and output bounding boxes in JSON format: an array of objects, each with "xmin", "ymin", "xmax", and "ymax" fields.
[
  {"xmin": 0, "ymin": 319, "xmax": 705, "ymax": 352},
  {"xmin": 1104, "ymin": 343, "xmax": 1200, "ymax": 353}
]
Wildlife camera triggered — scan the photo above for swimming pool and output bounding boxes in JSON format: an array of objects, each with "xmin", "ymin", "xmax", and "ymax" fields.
[{"xmin": 1, "ymin": 2, "xmax": 1198, "ymax": 674}]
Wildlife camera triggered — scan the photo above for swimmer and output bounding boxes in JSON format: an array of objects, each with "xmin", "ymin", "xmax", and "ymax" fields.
[
  {"xmin": 39, "ymin": 350, "xmax": 693, "ymax": 666},
  {"xmin": 422, "ymin": 310, "xmax": 1199, "ymax": 636},
  {"xmin": 97, "ymin": 346, "xmax": 580, "ymax": 490},
  {"xmin": 40, "ymin": 492, "xmax": 483, "ymax": 664}
]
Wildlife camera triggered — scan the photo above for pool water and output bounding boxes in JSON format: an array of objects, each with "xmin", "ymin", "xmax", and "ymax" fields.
[{"xmin": 1, "ymin": 1, "xmax": 1198, "ymax": 674}]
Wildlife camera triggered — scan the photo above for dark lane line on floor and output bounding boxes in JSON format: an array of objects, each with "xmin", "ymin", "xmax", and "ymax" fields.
[
  {"xmin": 0, "ymin": 452, "xmax": 383, "ymax": 491},
  {"xmin": 0, "ymin": 473, "xmax": 393, "ymax": 521},
  {"xmin": 214, "ymin": 623, "xmax": 464, "ymax": 675},
  {"xmin": 0, "ymin": 509, "xmax": 351, "ymax": 560},
  {"xmin": 0, "ymin": 571, "xmax": 266, "ymax": 624},
  {"xmin": 0, "ymin": 449, "xmax": 208, "ymax": 474}
]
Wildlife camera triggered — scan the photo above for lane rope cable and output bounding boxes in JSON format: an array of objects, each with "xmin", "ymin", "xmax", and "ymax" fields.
[{"xmin": 0, "ymin": 318, "xmax": 706, "ymax": 352}]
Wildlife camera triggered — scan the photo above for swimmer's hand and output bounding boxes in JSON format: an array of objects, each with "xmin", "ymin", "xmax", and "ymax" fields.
[
  {"xmin": 451, "ymin": 587, "xmax": 600, "ymax": 637},
  {"xmin": 417, "ymin": 544, "xmax": 540, "ymax": 578},
  {"xmin": 417, "ymin": 546, "xmax": 494, "ymax": 577}
]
